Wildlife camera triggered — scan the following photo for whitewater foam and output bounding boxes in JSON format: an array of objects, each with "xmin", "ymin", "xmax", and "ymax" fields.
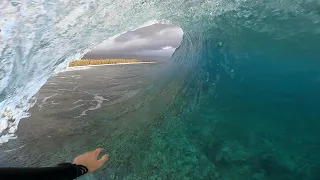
[
  {"xmin": 69, "ymin": 103, "xmax": 85, "ymax": 111},
  {"xmin": 38, "ymin": 93, "xmax": 58, "ymax": 109}
]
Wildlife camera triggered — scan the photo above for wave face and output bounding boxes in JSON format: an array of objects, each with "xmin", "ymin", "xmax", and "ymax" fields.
[{"xmin": 1, "ymin": 0, "xmax": 320, "ymax": 178}]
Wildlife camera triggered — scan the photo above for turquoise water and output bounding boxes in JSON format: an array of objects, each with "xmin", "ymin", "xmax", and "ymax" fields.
[
  {"xmin": 84, "ymin": 32, "xmax": 320, "ymax": 178},
  {"xmin": 98, "ymin": 26, "xmax": 320, "ymax": 178},
  {"xmin": 1, "ymin": 0, "xmax": 320, "ymax": 179},
  {"xmin": 2, "ymin": 38, "xmax": 320, "ymax": 179},
  {"xmin": 146, "ymin": 32, "xmax": 320, "ymax": 179},
  {"xmin": 13, "ymin": 29, "xmax": 320, "ymax": 180}
]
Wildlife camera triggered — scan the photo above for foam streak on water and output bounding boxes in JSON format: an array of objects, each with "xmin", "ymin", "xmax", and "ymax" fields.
[{"xmin": 74, "ymin": 93, "xmax": 108, "ymax": 119}]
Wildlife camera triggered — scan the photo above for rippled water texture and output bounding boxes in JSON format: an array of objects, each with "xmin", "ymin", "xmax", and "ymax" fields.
[{"xmin": 1, "ymin": 0, "xmax": 320, "ymax": 179}]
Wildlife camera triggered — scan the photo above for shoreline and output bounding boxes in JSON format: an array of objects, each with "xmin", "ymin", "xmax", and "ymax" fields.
[{"xmin": 65, "ymin": 62, "xmax": 157, "ymax": 71}]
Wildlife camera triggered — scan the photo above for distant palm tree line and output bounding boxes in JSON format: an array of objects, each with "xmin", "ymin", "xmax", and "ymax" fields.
[{"xmin": 69, "ymin": 59, "xmax": 155, "ymax": 67}]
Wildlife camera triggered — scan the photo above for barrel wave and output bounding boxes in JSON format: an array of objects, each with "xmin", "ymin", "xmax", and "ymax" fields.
[{"xmin": 1, "ymin": 0, "xmax": 320, "ymax": 179}]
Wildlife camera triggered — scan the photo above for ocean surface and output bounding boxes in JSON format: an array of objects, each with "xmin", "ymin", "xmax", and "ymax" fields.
[
  {"xmin": 2, "ymin": 0, "xmax": 320, "ymax": 179},
  {"xmin": 0, "ymin": 63, "xmax": 166, "ymax": 178},
  {"xmin": 2, "ymin": 61, "xmax": 320, "ymax": 179}
]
